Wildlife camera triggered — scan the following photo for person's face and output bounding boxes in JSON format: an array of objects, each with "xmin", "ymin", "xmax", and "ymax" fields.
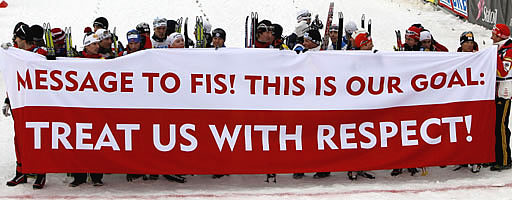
[
  {"xmin": 15, "ymin": 37, "xmax": 30, "ymax": 50},
  {"xmin": 257, "ymin": 30, "xmax": 273, "ymax": 43},
  {"xmin": 360, "ymin": 40, "xmax": 374, "ymax": 50},
  {"xmin": 154, "ymin": 26, "xmax": 166, "ymax": 38},
  {"xmin": 303, "ymin": 38, "xmax": 318, "ymax": 49},
  {"xmin": 329, "ymin": 31, "xmax": 338, "ymax": 42},
  {"xmin": 492, "ymin": 32, "xmax": 502, "ymax": 44},
  {"xmin": 405, "ymin": 36, "xmax": 418, "ymax": 47},
  {"xmin": 420, "ymin": 39, "xmax": 432, "ymax": 49},
  {"xmin": 461, "ymin": 41, "xmax": 474, "ymax": 52},
  {"xmin": 171, "ymin": 38, "xmax": 184, "ymax": 48},
  {"xmin": 128, "ymin": 42, "xmax": 141, "ymax": 51},
  {"xmin": 85, "ymin": 42, "xmax": 100, "ymax": 55},
  {"xmin": 212, "ymin": 37, "xmax": 225, "ymax": 48},
  {"xmin": 99, "ymin": 37, "xmax": 112, "ymax": 49}
]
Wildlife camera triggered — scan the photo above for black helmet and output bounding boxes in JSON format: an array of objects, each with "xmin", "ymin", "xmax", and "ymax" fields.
[
  {"xmin": 212, "ymin": 28, "xmax": 226, "ymax": 41},
  {"xmin": 14, "ymin": 24, "xmax": 32, "ymax": 42},
  {"xmin": 93, "ymin": 17, "xmax": 109, "ymax": 29},
  {"xmin": 30, "ymin": 25, "xmax": 44, "ymax": 42},
  {"xmin": 136, "ymin": 22, "xmax": 150, "ymax": 34}
]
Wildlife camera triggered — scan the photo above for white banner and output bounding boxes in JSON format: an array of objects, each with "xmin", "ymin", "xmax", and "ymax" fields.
[{"xmin": 0, "ymin": 47, "xmax": 496, "ymax": 110}]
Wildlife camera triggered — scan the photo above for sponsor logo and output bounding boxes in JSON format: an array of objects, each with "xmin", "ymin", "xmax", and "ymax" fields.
[{"xmin": 481, "ymin": 6, "xmax": 498, "ymax": 25}]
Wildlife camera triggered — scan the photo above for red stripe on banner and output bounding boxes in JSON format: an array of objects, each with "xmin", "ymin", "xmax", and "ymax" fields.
[{"xmin": 13, "ymin": 100, "xmax": 495, "ymax": 174}]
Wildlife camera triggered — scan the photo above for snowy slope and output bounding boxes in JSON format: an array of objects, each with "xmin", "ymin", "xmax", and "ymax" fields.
[{"xmin": 0, "ymin": 0, "xmax": 510, "ymax": 199}]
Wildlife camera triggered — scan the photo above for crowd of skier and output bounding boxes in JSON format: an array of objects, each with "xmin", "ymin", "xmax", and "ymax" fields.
[{"xmin": 1, "ymin": 8, "xmax": 511, "ymax": 189}]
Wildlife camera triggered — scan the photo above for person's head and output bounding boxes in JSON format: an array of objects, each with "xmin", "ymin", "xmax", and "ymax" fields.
[
  {"xmin": 169, "ymin": 32, "xmax": 184, "ymax": 48},
  {"xmin": 419, "ymin": 31, "xmax": 432, "ymax": 49},
  {"xmin": 271, "ymin": 23, "xmax": 283, "ymax": 41},
  {"xmin": 93, "ymin": 17, "xmax": 109, "ymax": 32},
  {"xmin": 153, "ymin": 17, "xmax": 167, "ymax": 38},
  {"xmin": 344, "ymin": 21, "xmax": 358, "ymax": 39},
  {"xmin": 13, "ymin": 24, "xmax": 32, "ymax": 50},
  {"xmin": 83, "ymin": 32, "xmax": 100, "ymax": 54},
  {"xmin": 405, "ymin": 26, "xmax": 421, "ymax": 47},
  {"xmin": 329, "ymin": 23, "xmax": 339, "ymax": 42},
  {"xmin": 303, "ymin": 29, "xmax": 321, "ymax": 49},
  {"xmin": 95, "ymin": 29, "xmax": 112, "ymax": 49},
  {"xmin": 51, "ymin": 28, "xmax": 66, "ymax": 55},
  {"xmin": 353, "ymin": 31, "xmax": 373, "ymax": 50},
  {"xmin": 166, "ymin": 20, "xmax": 177, "ymax": 36},
  {"xmin": 460, "ymin": 31, "xmax": 476, "ymax": 52},
  {"xmin": 126, "ymin": 29, "xmax": 141, "ymax": 51},
  {"xmin": 30, "ymin": 25, "xmax": 45, "ymax": 47},
  {"xmin": 296, "ymin": 9, "xmax": 312, "ymax": 24},
  {"xmin": 136, "ymin": 22, "xmax": 151, "ymax": 37},
  {"xmin": 492, "ymin": 24, "xmax": 510, "ymax": 44},
  {"xmin": 212, "ymin": 28, "xmax": 226, "ymax": 48},
  {"xmin": 256, "ymin": 20, "xmax": 273, "ymax": 43}
]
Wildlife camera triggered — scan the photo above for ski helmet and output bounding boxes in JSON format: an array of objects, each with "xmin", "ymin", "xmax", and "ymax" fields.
[{"xmin": 212, "ymin": 28, "xmax": 226, "ymax": 41}]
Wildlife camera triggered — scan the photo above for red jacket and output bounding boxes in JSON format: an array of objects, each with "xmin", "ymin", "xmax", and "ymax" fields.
[
  {"xmin": 79, "ymin": 51, "xmax": 103, "ymax": 59},
  {"xmin": 497, "ymin": 40, "xmax": 512, "ymax": 78},
  {"xmin": 27, "ymin": 45, "xmax": 48, "ymax": 56}
]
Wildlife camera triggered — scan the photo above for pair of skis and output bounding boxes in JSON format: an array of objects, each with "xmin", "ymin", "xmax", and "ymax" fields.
[
  {"xmin": 320, "ymin": 2, "xmax": 334, "ymax": 50},
  {"xmin": 43, "ymin": 23, "xmax": 55, "ymax": 56},
  {"xmin": 245, "ymin": 12, "xmax": 258, "ymax": 48},
  {"xmin": 394, "ymin": 30, "xmax": 403, "ymax": 51},
  {"xmin": 361, "ymin": 14, "xmax": 372, "ymax": 35},
  {"xmin": 195, "ymin": 16, "xmax": 206, "ymax": 48},
  {"xmin": 63, "ymin": 27, "xmax": 74, "ymax": 57}
]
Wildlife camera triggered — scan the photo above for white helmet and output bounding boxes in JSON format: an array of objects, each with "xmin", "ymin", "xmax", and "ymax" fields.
[
  {"xmin": 345, "ymin": 21, "xmax": 358, "ymax": 36},
  {"xmin": 296, "ymin": 9, "xmax": 312, "ymax": 23}
]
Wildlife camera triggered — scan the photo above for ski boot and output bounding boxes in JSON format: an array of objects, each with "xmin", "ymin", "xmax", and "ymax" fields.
[
  {"xmin": 6, "ymin": 171, "xmax": 27, "ymax": 186},
  {"xmin": 33, "ymin": 174, "xmax": 46, "ymax": 189},
  {"xmin": 163, "ymin": 175, "xmax": 186, "ymax": 183},
  {"xmin": 390, "ymin": 169, "xmax": 402, "ymax": 176},
  {"xmin": 293, "ymin": 173, "xmax": 305, "ymax": 179},
  {"xmin": 313, "ymin": 172, "xmax": 331, "ymax": 179},
  {"xmin": 265, "ymin": 174, "xmax": 276, "ymax": 183},
  {"xmin": 347, "ymin": 171, "xmax": 357, "ymax": 180},
  {"xmin": 407, "ymin": 168, "xmax": 419, "ymax": 176},
  {"xmin": 471, "ymin": 164, "xmax": 481, "ymax": 173},
  {"xmin": 357, "ymin": 171, "xmax": 375, "ymax": 179}
]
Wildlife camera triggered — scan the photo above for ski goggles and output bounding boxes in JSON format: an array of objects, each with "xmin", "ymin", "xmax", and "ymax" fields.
[
  {"xmin": 127, "ymin": 32, "xmax": 141, "ymax": 43},
  {"xmin": 93, "ymin": 21, "xmax": 107, "ymax": 29},
  {"xmin": 257, "ymin": 23, "xmax": 274, "ymax": 33}
]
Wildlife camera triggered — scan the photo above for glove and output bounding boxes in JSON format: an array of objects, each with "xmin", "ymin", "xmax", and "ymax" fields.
[
  {"xmin": 1, "ymin": 42, "xmax": 12, "ymax": 50},
  {"xmin": 2, "ymin": 102, "xmax": 11, "ymax": 117}
]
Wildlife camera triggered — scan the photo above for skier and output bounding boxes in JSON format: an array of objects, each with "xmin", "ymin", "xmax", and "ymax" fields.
[
  {"xmin": 491, "ymin": 24, "xmax": 512, "ymax": 172},
  {"xmin": 69, "ymin": 33, "xmax": 105, "ymax": 187},
  {"xmin": 352, "ymin": 30, "xmax": 374, "ymax": 50},
  {"xmin": 118, "ymin": 29, "xmax": 144, "ymax": 56},
  {"xmin": 136, "ymin": 22, "xmax": 153, "ymax": 49},
  {"xmin": 254, "ymin": 20, "xmax": 273, "ymax": 48},
  {"xmin": 169, "ymin": 32, "xmax": 185, "ymax": 48},
  {"xmin": 292, "ymin": 29, "xmax": 321, "ymax": 53},
  {"xmin": 411, "ymin": 24, "xmax": 448, "ymax": 52},
  {"xmin": 403, "ymin": 26, "xmax": 421, "ymax": 51},
  {"xmin": 151, "ymin": 17, "xmax": 171, "ymax": 48},
  {"xmin": 457, "ymin": 31, "xmax": 478, "ymax": 52},
  {"xmin": 30, "ymin": 25, "xmax": 46, "ymax": 48},
  {"xmin": 270, "ymin": 23, "xmax": 288, "ymax": 49},
  {"xmin": 327, "ymin": 23, "xmax": 340, "ymax": 50},
  {"xmin": 419, "ymin": 31, "xmax": 436, "ymax": 51},
  {"xmin": 95, "ymin": 28, "xmax": 115, "ymax": 58},
  {"xmin": 51, "ymin": 28, "xmax": 67, "ymax": 57},
  {"xmin": 3, "ymin": 23, "xmax": 51, "ymax": 189},
  {"xmin": 212, "ymin": 28, "xmax": 226, "ymax": 48}
]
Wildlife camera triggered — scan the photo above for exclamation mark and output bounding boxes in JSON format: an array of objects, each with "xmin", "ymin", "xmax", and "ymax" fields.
[
  {"xmin": 229, "ymin": 74, "xmax": 236, "ymax": 94},
  {"xmin": 465, "ymin": 115, "xmax": 472, "ymax": 142}
]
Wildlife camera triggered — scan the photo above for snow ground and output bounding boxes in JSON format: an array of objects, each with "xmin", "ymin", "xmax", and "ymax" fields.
[{"xmin": 0, "ymin": 0, "xmax": 510, "ymax": 199}]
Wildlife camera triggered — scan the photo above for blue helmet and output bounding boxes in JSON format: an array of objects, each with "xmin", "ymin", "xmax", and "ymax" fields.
[{"xmin": 126, "ymin": 29, "xmax": 141, "ymax": 43}]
